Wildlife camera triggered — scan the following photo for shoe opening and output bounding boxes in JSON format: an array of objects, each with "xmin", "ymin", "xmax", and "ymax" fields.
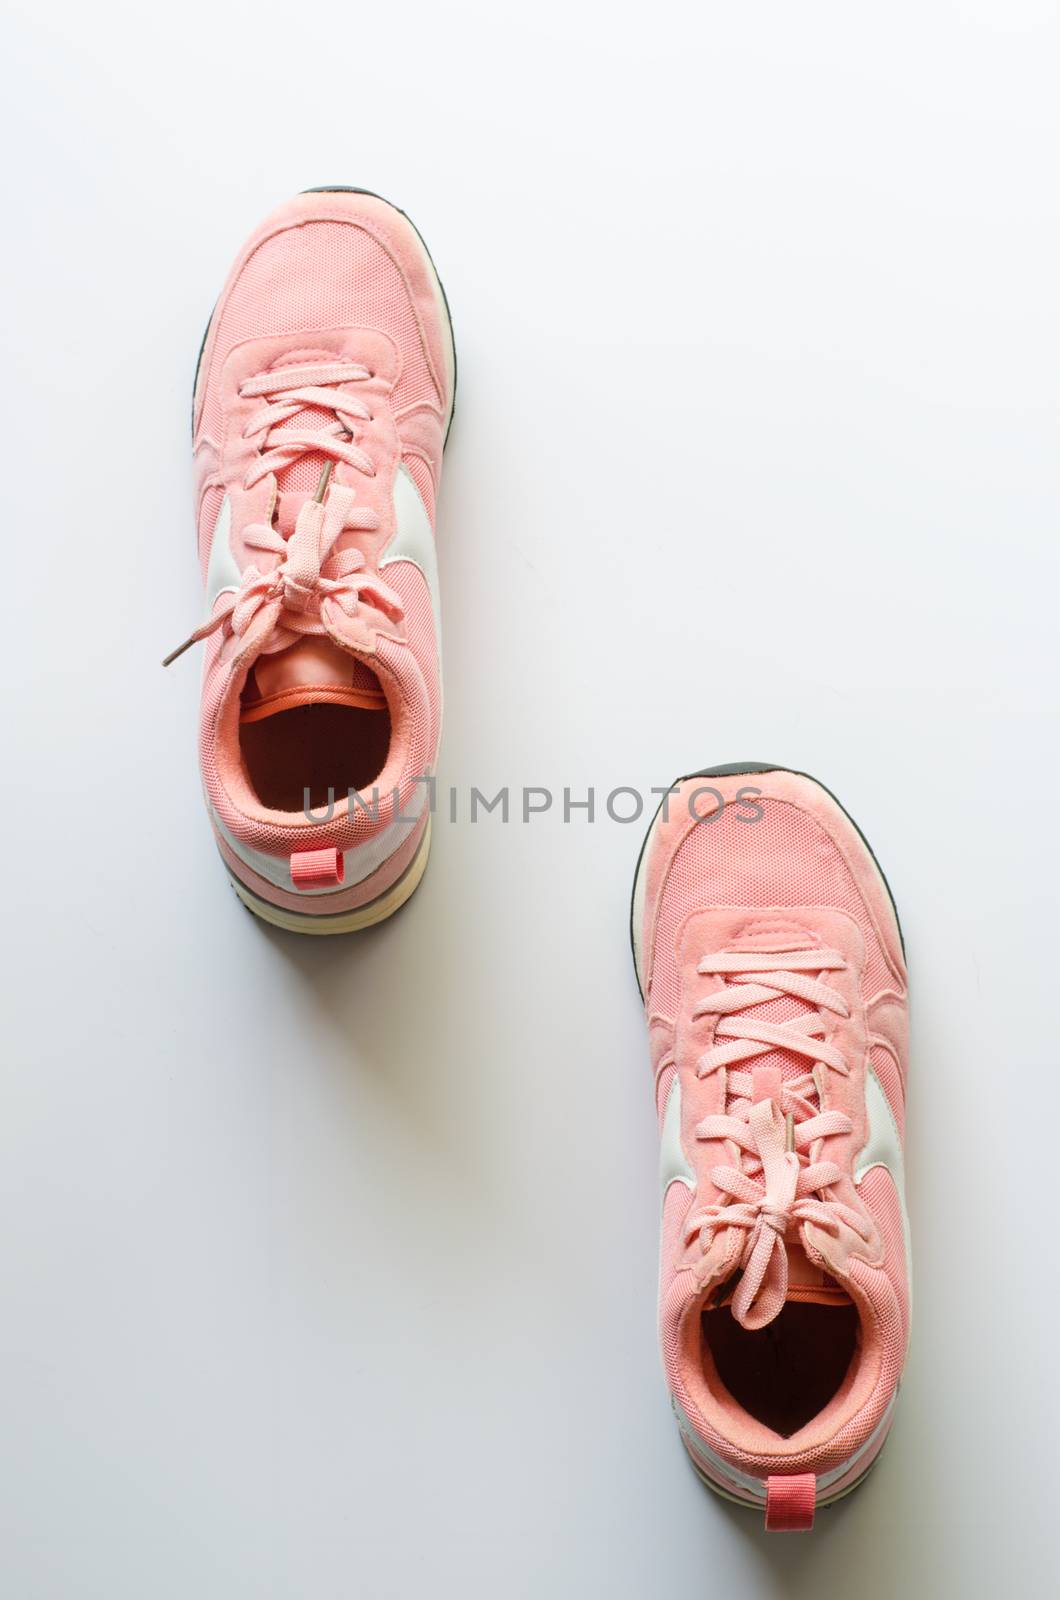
[
  {"xmin": 701, "ymin": 1294, "xmax": 860, "ymax": 1439},
  {"xmin": 238, "ymin": 644, "xmax": 391, "ymax": 812}
]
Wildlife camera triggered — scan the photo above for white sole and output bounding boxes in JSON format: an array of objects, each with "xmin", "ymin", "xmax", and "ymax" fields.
[{"xmin": 228, "ymin": 818, "xmax": 432, "ymax": 936}]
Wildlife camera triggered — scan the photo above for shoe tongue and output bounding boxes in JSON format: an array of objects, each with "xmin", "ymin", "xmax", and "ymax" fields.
[
  {"xmin": 711, "ymin": 1241, "xmax": 851, "ymax": 1310},
  {"xmin": 239, "ymin": 638, "xmax": 386, "ymax": 724},
  {"xmin": 785, "ymin": 1243, "xmax": 851, "ymax": 1305}
]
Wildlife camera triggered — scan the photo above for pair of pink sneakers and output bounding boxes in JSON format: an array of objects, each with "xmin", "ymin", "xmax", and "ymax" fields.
[{"xmin": 172, "ymin": 192, "xmax": 910, "ymax": 1531}]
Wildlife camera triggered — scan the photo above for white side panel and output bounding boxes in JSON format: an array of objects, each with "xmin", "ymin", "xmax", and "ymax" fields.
[
  {"xmin": 380, "ymin": 464, "xmax": 442, "ymax": 645},
  {"xmin": 205, "ymin": 494, "xmax": 241, "ymax": 605},
  {"xmin": 855, "ymin": 1065, "xmax": 913, "ymax": 1292},
  {"xmin": 659, "ymin": 1075, "xmax": 696, "ymax": 1201}
]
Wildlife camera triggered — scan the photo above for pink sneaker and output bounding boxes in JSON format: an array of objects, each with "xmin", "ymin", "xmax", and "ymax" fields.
[
  {"xmin": 169, "ymin": 188, "xmax": 455, "ymax": 933},
  {"xmin": 631, "ymin": 764, "xmax": 909, "ymax": 1530}
]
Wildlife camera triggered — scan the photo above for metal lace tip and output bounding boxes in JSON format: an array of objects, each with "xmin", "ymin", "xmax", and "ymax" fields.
[
  {"xmin": 785, "ymin": 1112, "xmax": 796, "ymax": 1154},
  {"xmin": 162, "ymin": 635, "xmax": 198, "ymax": 668},
  {"xmin": 313, "ymin": 459, "xmax": 334, "ymax": 502}
]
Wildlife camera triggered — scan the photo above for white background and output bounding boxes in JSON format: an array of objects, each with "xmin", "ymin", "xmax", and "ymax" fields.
[{"xmin": 3, "ymin": 2, "xmax": 1058, "ymax": 1595}]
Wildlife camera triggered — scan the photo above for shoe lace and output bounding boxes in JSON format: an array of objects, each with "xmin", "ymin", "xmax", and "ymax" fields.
[
  {"xmin": 164, "ymin": 362, "xmax": 403, "ymax": 666},
  {"xmin": 683, "ymin": 948, "xmax": 872, "ymax": 1330}
]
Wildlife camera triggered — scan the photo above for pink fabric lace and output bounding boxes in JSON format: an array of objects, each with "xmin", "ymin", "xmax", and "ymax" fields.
[
  {"xmin": 166, "ymin": 362, "xmax": 402, "ymax": 665},
  {"xmin": 683, "ymin": 948, "xmax": 872, "ymax": 1330}
]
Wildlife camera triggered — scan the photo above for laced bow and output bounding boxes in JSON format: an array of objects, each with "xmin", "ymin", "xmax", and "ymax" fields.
[
  {"xmin": 683, "ymin": 948, "xmax": 871, "ymax": 1330},
  {"xmin": 165, "ymin": 362, "xmax": 402, "ymax": 666}
]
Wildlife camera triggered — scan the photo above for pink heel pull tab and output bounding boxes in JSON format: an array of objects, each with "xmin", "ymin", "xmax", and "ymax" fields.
[
  {"xmin": 290, "ymin": 847, "xmax": 345, "ymax": 890},
  {"xmin": 765, "ymin": 1474, "xmax": 816, "ymax": 1532}
]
